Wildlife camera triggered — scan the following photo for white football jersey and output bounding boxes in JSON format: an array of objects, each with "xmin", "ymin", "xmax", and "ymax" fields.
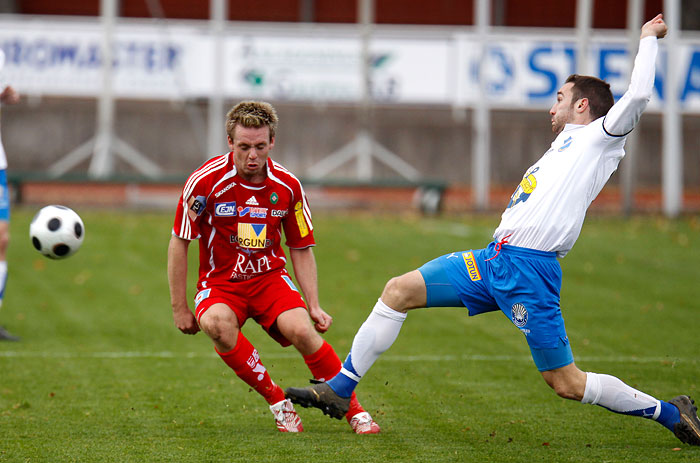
[{"xmin": 494, "ymin": 37, "xmax": 659, "ymax": 258}]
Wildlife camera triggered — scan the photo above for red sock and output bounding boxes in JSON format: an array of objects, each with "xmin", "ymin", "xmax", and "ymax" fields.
[
  {"xmin": 217, "ymin": 332, "xmax": 285, "ymax": 405},
  {"xmin": 303, "ymin": 341, "xmax": 365, "ymax": 420}
]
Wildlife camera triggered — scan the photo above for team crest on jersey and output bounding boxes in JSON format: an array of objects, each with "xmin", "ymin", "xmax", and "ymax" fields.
[
  {"xmin": 507, "ymin": 167, "xmax": 539, "ymax": 209},
  {"xmin": 215, "ymin": 202, "xmax": 237, "ymax": 216},
  {"xmin": 558, "ymin": 136, "xmax": 573, "ymax": 152},
  {"xmin": 462, "ymin": 252, "xmax": 481, "ymax": 281},
  {"xmin": 294, "ymin": 201, "xmax": 309, "ymax": 238},
  {"xmin": 237, "ymin": 223, "xmax": 267, "ymax": 249},
  {"xmin": 270, "ymin": 192, "xmax": 279, "ymax": 204},
  {"xmin": 511, "ymin": 303, "xmax": 528, "ymax": 327}
]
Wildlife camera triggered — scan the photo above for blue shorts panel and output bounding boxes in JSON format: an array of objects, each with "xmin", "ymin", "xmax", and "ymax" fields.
[
  {"xmin": 430, "ymin": 243, "xmax": 572, "ymax": 370},
  {"xmin": 421, "ymin": 251, "xmax": 501, "ymax": 315},
  {"xmin": 530, "ymin": 339, "xmax": 574, "ymax": 372},
  {"xmin": 417, "ymin": 257, "xmax": 464, "ymax": 307},
  {"xmin": 0, "ymin": 170, "xmax": 9, "ymax": 221}
]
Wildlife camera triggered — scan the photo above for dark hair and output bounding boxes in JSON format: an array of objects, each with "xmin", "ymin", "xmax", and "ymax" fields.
[{"xmin": 565, "ymin": 74, "xmax": 614, "ymax": 120}]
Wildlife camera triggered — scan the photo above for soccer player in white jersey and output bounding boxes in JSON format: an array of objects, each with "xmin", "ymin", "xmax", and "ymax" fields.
[
  {"xmin": 0, "ymin": 48, "xmax": 20, "ymax": 342},
  {"xmin": 286, "ymin": 14, "xmax": 700, "ymax": 446}
]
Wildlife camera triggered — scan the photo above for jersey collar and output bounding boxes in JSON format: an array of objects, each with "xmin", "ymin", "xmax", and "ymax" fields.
[{"xmin": 562, "ymin": 123, "xmax": 585, "ymax": 132}]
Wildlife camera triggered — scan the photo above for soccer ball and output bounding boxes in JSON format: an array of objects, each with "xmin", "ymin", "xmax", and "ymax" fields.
[{"xmin": 29, "ymin": 205, "xmax": 85, "ymax": 259}]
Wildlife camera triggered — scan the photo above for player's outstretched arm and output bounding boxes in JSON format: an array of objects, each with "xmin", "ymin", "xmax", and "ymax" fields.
[
  {"xmin": 640, "ymin": 13, "xmax": 667, "ymax": 39},
  {"xmin": 602, "ymin": 14, "xmax": 664, "ymax": 137}
]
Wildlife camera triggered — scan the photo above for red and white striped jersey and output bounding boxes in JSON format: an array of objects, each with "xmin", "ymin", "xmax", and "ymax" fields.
[{"xmin": 173, "ymin": 154, "xmax": 315, "ymax": 286}]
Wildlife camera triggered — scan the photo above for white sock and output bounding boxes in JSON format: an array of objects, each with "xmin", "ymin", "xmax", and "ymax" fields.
[
  {"xmin": 346, "ymin": 298, "xmax": 407, "ymax": 378},
  {"xmin": 0, "ymin": 260, "xmax": 7, "ymax": 308},
  {"xmin": 581, "ymin": 372, "xmax": 661, "ymax": 419}
]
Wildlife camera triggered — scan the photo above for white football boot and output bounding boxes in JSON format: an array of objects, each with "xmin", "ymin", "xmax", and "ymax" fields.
[
  {"xmin": 349, "ymin": 411, "xmax": 381, "ymax": 434},
  {"xmin": 270, "ymin": 398, "xmax": 304, "ymax": 432}
]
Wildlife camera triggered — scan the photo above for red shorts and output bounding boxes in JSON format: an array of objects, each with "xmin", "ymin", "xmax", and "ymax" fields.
[{"xmin": 194, "ymin": 269, "xmax": 306, "ymax": 347}]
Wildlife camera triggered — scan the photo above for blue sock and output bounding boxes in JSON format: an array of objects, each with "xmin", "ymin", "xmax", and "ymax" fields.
[
  {"xmin": 327, "ymin": 354, "xmax": 360, "ymax": 398},
  {"xmin": 656, "ymin": 400, "xmax": 681, "ymax": 432}
]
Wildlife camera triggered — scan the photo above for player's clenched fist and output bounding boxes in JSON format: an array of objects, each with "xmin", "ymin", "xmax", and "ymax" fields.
[{"xmin": 641, "ymin": 13, "xmax": 667, "ymax": 39}]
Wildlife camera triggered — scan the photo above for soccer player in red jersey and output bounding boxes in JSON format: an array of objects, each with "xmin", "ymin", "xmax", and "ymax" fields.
[{"xmin": 167, "ymin": 100, "xmax": 379, "ymax": 433}]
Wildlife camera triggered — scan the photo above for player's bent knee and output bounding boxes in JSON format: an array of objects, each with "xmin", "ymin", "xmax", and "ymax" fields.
[
  {"xmin": 381, "ymin": 271, "xmax": 425, "ymax": 311},
  {"xmin": 199, "ymin": 311, "xmax": 238, "ymax": 344},
  {"xmin": 541, "ymin": 366, "xmax": 586, "ymax": 401},
  {"xmin": 381, "ymin": 277, "xmax": 408, "ymax": 311},
  {"xmin": 382, "ymin": 276, "xmax": 401, "ymax": 299},
  {"xmin": 286, "ymin": 325, "xmax": 323, "ymax": 356},
  {"xmin": 284, "ymin": 321, "xmax": 315, "ymax": 345},
  {"xmin": 275, "ymin": 308, "xmax": 322, "ymax": 353}
]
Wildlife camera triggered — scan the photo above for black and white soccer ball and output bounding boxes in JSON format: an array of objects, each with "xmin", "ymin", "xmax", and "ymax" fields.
[{"xmin": 29, "ymin": 205, "xmax": 85, "ymax": 259}]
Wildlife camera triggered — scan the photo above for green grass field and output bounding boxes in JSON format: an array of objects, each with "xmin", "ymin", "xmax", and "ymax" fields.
[{"xmin": 1, "ymin": 208, "xmax": 698, "ymax": 462}]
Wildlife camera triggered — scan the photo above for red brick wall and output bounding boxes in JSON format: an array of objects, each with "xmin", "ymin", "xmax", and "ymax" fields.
[
  {"xmin": 120, "ymin": 0, "xmax": 210, "ymax": 19},
  {"xmin": 314, "ymin": 0, "xmax": 356, "ymax": 23},
  {"xmin": 18, "ymin": 0, "xmax": 100, "ymax": 16},
  {"xmin": 15, "ymin": 0, "xmax": 666, "ymax": 27},
  {"xmin": 226, "ymin": 0, "xmax": 299, "ymax": 22},
  {"xmin": 376, "ymin": 0, "xmax": 473, "ymax": 25}
]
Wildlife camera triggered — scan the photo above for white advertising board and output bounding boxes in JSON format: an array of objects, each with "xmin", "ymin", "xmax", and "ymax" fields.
[
  {"xmin": 0, "ymin": 18, "xmax": 698, "ymax": 112},
  {"xmin": 0, "ymin": 20, "xmax": 213, "ymax": 98},
  {"xmin": 224, "ymin": 35, "xmax": 362, "ymax": 102}
]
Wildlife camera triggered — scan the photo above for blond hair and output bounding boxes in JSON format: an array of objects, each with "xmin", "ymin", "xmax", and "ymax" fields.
[{"xmin": 225, "ymin": 101, "xmax": 279, "ymax": 141}]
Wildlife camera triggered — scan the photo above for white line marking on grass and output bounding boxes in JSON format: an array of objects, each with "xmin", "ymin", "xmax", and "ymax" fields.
[
  {"xmin": 0, "ymin": 351, "xmax": 691, "ymax": 364},
  {"xmin": 387, "ymin": 354, "xmax": 689, "ymax": 364}
]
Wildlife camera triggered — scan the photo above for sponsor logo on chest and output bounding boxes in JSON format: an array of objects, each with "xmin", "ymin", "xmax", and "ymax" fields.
[
  {"xmin": 215, "ymin": 202, "xmax": 237, "ymax": 216},
  {"xmin": 234, "ymin": 223, "xmax": 268, "ymax": 249},
  {"xmin": 214, "ymin": 181, "xmax": 236, "ymax": 198},
  {"xmin": 230, "ymin": 252, "xmax": 273, "ymax": 279},
  {"xmin": 238, "ymin": 206, "xmax": 267, "ymax": 218}
]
